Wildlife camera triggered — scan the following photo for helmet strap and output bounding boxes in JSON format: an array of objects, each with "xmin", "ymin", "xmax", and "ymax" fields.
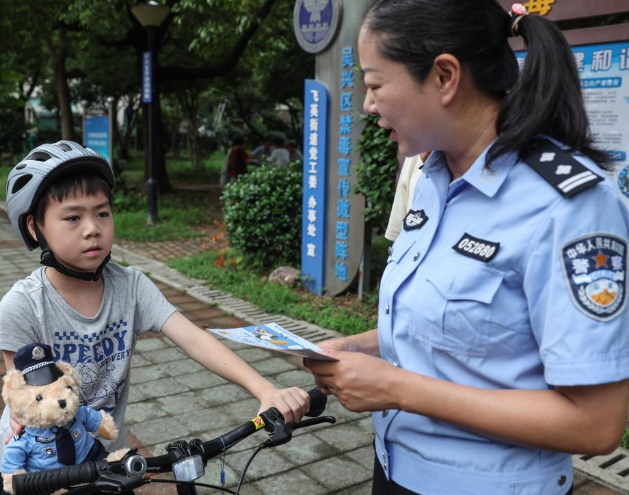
[{"xmin": 33, "ymin": 224, "xmax": 110, "ymax": 282}]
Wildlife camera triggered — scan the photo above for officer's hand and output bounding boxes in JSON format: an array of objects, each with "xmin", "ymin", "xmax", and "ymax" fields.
[
  {"xmin": 304, "ymin": 350, "xmax": 400, "ymax": 412},
  {"xmin": 318, "ymin": 337, "xmax": 359, "ymax": 354},
  {"xmin": 5, "ymin": 416, "xmax": 23, "ymax": 444}
]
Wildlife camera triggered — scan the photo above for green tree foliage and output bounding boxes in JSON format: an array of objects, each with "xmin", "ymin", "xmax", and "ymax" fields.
[
  {"xmin": 0, "ymin": 0, "xmax": 311, "ymax": 190},
  {"xmin": 221, "ymin": 162, "xmax": 303, "ymax": 268},
  {"xmin": 355, "ymin": 116, "xmax": 399, "ymax": 233}
]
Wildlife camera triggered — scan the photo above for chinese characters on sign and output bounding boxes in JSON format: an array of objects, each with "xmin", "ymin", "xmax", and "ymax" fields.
[
  {"xmin": 301, "ymin": 80, "xmax": 328, "ymax": 295},
  {"xmin": 523, "ymin": 0, "xmax": 555, "ymax": 16},
  {"xmin": 84, "ymin": 115, "xmax": 111, "ymax": 164},
  {"xmin": 142, "ymin": 51, "xmax": 152, "ymax": 104},
  {"xmin": 334, "ymin": 46, "xmax": 356, "ymax": 283},
  {"xmin": 517, "ymin": 41, "xmax": 629, "ymax": 208}
]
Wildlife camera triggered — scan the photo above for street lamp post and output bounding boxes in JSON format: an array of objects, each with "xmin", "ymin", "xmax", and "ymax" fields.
[{"xmin": 131, "ymin": 1, "xmax": 170, "ymax": 226}]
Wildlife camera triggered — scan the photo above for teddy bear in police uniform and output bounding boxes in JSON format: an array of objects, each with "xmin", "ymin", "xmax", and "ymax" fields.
[{"xmin": 1, "ymin": 343, "xmax": 127, "ymax": 494}]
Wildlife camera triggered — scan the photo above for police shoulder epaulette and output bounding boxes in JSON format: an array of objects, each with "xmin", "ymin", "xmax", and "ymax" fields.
[{"xmin": 520, "ymin": 139, "xmax": 603, "ymax": 198}]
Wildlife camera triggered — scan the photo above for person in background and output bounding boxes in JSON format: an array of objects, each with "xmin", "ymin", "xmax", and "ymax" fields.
[
  {"xmin": 250, "ymin": 137, "xmax": 275, "ymax": 165},
  {"xmin": 305, "ymin": 1, "xmax": 629, "ymax": 494},
  {"xmin": 220, "ymin": 135, "xmax": 248, "ymax": 187},
  {"xmin": 385, "ymin": 151, "xmax": 430, "ymax": 242},
  {"xmin": 269, "ymin": 137, "xmax": 290, "ymax": 168},
  {"xmin": 286, "ymin": 140, "xmax": 303, "ymax": 164}
]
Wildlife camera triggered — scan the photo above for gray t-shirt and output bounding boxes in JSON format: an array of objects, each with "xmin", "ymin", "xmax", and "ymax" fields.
[{"xmin": 0, "ymin": 263, "xmax": 176, "ymax": 461}]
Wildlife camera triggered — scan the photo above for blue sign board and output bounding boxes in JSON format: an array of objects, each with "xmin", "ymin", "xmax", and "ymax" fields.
[
  {"xmin": 302, "ymin": 79, "xmax": 329, "ymax": 295},
  {"xmin": 293, "ymin": 0, "xmax": 342, "ymax": 54},
  {"xmin": 84, "ymin": 115, "xmax": 111, "ymax": 164},
  {"xmin": 142, "ymin": 51, "xmax": 152, "ymax": 103}
]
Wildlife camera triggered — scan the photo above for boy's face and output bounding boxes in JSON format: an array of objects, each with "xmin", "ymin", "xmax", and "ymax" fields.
[{"xmin": 27, "ymin": 191, "xmax": 114, "ymax": 274}]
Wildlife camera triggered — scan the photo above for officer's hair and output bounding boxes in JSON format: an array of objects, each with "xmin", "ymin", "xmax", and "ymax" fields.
[
  {"xmin": 363, "ymin": 0, "xmax": 611, "ymax": 170},
  {"xmin": 33, "ymin": 171, "xmax": 114, "ymax": 226}
]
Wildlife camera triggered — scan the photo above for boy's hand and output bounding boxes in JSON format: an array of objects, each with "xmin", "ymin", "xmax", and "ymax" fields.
[
  {"xmin": 5, "ymin": 417, "xmax": 23, "ymax": 444},
  {"xmin": 257, "ymin": 387, "xmax": 310, "ymax": 424}
]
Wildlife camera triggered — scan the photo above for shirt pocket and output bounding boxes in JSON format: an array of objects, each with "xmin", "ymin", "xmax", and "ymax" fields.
[
  {"xmin": 413, "ymin": 257, "xmax": 504, "ymax": 357},
  {"xmin": 33, "ymin": 442, "xmax": 56, "ymax": 466}
]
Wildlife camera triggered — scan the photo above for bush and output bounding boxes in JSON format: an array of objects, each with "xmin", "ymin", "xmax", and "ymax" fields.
[{"xmin": 221, "ymin": 161, "xmax": 302, "ymax": 267}]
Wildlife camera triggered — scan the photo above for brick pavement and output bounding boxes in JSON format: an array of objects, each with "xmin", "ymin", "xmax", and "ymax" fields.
[{"xmin": 0, "ymin": 209, "xmax": 625, "ymax": 494}]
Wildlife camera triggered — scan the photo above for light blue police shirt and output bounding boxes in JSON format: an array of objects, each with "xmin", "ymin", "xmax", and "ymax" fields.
[
  {"xmin": 1, "ymin": 405, "xmax": 103, "ymax": 474},
  {"xmin": 375, "ymin": 140, "xmax": 629, "ymax": 495}
]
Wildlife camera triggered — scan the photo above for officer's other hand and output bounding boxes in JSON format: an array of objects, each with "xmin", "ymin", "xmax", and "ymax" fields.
[
  {"xmin": 304, "ymin": 351, "xmax": 399, "ymax": 412},
  {"xmin": 5, "ymin": 416, "xmax": 23, "ymax": 444},
  {"xmin": 318, "ymin": 337, "xmax": 359, "ymax": 354}
]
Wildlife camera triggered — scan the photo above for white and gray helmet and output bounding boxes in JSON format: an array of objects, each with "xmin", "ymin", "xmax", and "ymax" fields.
[{"xmin": 6, "ymin": 141, "xmax": 115, "ymax": 250}]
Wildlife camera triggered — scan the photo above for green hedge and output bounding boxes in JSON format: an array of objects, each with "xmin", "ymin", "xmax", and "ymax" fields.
[{"xmin": 221, "ymin": 161, "xmax": 303, "ymax": 267}]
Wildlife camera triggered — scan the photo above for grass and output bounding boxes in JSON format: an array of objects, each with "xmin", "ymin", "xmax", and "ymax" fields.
[
  {"xmin": 120, "ymin": 150, "xmax": 225, "ymax": 189},
  {"xmin": 0, "ymin": 166, "xmax": 11, "ymax": 201},
  {"xmin": 113, "ymin": 193, "xmax": 213, "ymax": 243},
  {"xmin": 169, "ymin": 249, "xmax": 379, "ymax": 335}
]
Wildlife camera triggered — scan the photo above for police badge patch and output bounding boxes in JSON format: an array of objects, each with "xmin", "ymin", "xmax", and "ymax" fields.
[
  {"xmin": 403, "ymin": 209, "xmax": 428, "ymax": 231},
  {"xmin": 561, "ymin": 234, "xmax": 628, "ymax": 321}
]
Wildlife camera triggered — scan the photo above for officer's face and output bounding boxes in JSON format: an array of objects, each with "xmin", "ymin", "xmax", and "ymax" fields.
[{"xmin": 359, "ymin": 26, "xmax": 443, "ymax": 158}]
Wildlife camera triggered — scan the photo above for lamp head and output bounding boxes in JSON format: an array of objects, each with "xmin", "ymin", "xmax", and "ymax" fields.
[{"xmin": 131, "ymin": 1, "xmax": 171, "ymax": 27}]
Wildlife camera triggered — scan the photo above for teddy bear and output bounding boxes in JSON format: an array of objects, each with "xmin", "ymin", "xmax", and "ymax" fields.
[{"xmin": 1, "ymin": 343, "xmax": 127, "ymax": 494}]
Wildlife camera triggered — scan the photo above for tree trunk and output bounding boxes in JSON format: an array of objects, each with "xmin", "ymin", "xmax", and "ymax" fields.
[
  {"xmin": 115, "ymin": 94, "xmax": 139, "ymax": 161},
  {"xmin": 46, "ymin": 31, "xmax": 74, "ymax": 141},
  {"xmin": 142, "ymin": 86, "xmax": 172, "ymax": 194}
]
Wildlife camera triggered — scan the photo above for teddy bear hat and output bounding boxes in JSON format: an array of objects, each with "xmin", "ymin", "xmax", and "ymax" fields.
[{"xmin": 13, "ymin": 343, "xmax": 64, "ymax": 386}]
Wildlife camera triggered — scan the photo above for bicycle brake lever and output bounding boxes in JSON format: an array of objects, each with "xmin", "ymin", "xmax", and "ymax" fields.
[
  {"xmin": 260, "ymin": 408, "xmax": 292, "ymax": 447},
  {"xmin": 289, "ymin": 415, "xmax": 336, "ymax": 431},
  {"xmin": 260, "ymin": 410, "xmax": 338, "ymax": 448},
  {"xmin": 84, "ymin": 472, "xmax": 145, "ymax": 492}
]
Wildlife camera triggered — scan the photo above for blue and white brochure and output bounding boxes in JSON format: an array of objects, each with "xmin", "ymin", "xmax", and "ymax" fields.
[{"xmin": 207, "ymin": 322, "xmax": 337, "ymax": 361}]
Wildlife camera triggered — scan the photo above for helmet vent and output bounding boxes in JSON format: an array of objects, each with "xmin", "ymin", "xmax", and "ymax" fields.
[
  {"xmin": 57, "ymin": 142, "xmax": 72, "ymax": 152},
  {"xmin": 11, "ymin": 174, "xmax": 33, "ymax": 194},
  {"xmin": 25, "ymin": 151, "xmax": 51, "ymax": 162},
  {"xmin": 15, "ymin": 164, "xmax": 26, "ymax": 170}
]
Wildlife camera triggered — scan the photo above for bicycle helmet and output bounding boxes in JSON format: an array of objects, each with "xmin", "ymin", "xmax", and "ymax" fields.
[{"xmin": 6, "ymin": 141, "xmax": 116, "ymax": 281}]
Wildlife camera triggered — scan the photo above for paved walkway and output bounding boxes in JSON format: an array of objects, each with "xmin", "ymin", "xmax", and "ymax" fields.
[{"xmin": 0, "ymin": 211, "xmax": 624, "ymax": 494}]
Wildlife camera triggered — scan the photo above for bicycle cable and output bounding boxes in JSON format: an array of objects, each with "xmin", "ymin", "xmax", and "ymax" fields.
[{"xmin": 236, "ymin": 444, "xmax": 265, "ymax": 495}]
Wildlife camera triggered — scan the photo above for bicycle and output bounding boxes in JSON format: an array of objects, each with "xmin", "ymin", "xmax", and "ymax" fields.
[{"xmin": 11, "ymin": 387, "xmax": 335, "ymax": 495}]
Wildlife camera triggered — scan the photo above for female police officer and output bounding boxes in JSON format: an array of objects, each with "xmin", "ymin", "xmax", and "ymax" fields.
[{"xmin": 305, "ymin": 1, "xmax": 629, "ymax": 494}]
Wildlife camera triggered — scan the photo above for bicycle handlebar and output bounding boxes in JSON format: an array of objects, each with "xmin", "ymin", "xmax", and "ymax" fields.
[{"xmin": 13, "ymin": 387, "xmax": 331, "ymax": 495}]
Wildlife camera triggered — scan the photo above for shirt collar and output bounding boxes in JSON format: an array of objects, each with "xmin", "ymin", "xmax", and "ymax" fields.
[{"xmin": 424, "ymin": 143, "xmax": 519, "ymax": 198}]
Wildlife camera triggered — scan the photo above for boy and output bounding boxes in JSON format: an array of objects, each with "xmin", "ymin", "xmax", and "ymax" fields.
[{"xmin": 0, "ymin": 141, "xmax": 309, "ymax": 460}]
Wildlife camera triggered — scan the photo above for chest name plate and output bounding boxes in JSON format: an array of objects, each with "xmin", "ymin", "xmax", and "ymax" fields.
[
  {"xmin": 36, "ymin": 435, "xmax": 55, "ymax": 444},
  {"xmin": 453, "ymin": 234, "xmax": 500, "ymax": 262}
]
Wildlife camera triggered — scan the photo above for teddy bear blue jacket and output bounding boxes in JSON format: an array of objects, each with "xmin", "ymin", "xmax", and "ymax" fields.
[{"xmin": 1, "ymin": 405, "xmax": 103, "ymax": 473}]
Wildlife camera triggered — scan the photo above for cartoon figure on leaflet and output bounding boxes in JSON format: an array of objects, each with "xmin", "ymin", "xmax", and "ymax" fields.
[{"xmin": 253, "ymin": 327, "xmax": 289, "ymax": 346}]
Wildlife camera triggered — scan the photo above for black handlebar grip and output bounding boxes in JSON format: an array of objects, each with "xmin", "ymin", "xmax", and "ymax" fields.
[
  {"xmin": 306, "ymin": 387, "xmax": 327, "ymax": 417},
  {"xmin": 13, "ymin": 461, "xmax": 100, "ymax": 495}
]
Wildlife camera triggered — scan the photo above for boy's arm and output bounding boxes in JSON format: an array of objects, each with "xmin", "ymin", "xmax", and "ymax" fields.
[
  {"xmin": 161, "ymin": 312, "xmax": 309, "ymax": 423},
  {"xmin": 2, "ymin": 351, "xmax": 15, "ymax": 369},
  {"xmin": 2, "ymin": 351, "xmax": 23, "ymax": 445}
]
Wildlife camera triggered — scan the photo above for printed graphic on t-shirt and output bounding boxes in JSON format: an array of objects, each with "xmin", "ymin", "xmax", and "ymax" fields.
[{"xmin": 52, "ymin": 319, "xmax": 130, "ymax": 412}]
